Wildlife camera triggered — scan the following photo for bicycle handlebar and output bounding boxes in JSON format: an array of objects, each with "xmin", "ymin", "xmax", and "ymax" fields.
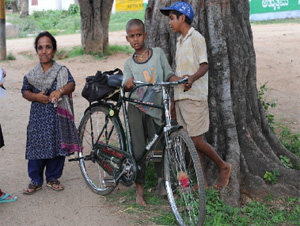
[{"xmin": 133, "ymin": 76, "xmax": 188, "ymax": 87}]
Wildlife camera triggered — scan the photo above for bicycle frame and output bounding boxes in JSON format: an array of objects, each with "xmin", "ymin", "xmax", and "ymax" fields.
[{"xmin": 78, "ymin": 78, "xmax": 187, "ymax": 186}]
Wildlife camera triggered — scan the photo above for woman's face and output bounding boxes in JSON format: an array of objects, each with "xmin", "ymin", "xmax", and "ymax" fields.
[{"xmin": 37, "ymin": 36, "xmax": 56, "ymax": 65}]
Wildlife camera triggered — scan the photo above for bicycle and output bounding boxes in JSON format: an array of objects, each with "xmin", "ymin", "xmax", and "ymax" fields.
[{"xmin": 70, "ymin": 77, "xmax": 206, "ymax": 226}]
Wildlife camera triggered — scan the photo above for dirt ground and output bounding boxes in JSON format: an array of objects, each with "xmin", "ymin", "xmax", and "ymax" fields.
[{"xmin": 0, "ymin": 23, "xmax": 299, "ymax": 226}]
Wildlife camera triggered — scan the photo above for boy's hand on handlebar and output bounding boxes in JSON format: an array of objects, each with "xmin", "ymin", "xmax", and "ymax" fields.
[
  {"xmin": 124, "ymin": 78, "xmax": 135, "ymax": 91},
  {"xmin": 183, "ymin": 74, "xmax": 194, "ymax": 91}
]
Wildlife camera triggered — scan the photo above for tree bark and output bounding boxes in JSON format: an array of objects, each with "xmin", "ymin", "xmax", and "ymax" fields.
[
  {"xmin": 11, "ymin": 0, "xmax": 19, "ymax": 13},
  {"xmin": 145, "ymin": 0, "xmax": 300, "ymax": 207},
  {"xmin": 20, "ymin": 0, "xmax": 28, "ymax": 18},
  {"xmin": 78, "ymin": 0, "xmax": 113, "ymax": 55}
]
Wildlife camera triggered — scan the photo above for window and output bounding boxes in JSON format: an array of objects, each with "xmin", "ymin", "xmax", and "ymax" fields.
[{"xmin": 32, "ymin": 0, "xmax": 38, "ymax": 6}]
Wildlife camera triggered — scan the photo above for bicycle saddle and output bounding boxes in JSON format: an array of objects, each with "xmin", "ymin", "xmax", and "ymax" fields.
[{"xmin": 107, "ymin": 72, "xmax": 123, "ymax": 88}]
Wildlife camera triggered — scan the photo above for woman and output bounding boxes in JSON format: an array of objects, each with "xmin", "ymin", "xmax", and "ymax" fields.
[
  {"xmin": 21, "ymin": 31, "xmax": 82, "ymax": 194},
  {"xmin": 0, "ymin": 68, "xmax": 18, "ymax": 203}
]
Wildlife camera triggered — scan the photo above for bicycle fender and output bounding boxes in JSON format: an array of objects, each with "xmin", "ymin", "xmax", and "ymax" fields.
[{"xmin": 167, "ymin": 125, "xmax": 183, "ymax": 134}]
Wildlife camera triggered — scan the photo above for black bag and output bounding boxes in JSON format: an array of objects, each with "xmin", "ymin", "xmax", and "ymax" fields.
[{"xmin": 81, "ymin": 68, "xmax": 123, "ymax": 102}]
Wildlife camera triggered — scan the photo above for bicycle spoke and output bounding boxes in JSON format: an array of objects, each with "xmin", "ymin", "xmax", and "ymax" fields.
[
  {"xmin": 78, "ymin": 105, "xmax": 122, "ymax": 195},
  {"xmin": 165, "ymin": 129, "xmax": 206, "ymax": 226}
]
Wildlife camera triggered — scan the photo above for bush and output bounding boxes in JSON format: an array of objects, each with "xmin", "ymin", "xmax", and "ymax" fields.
[
  {"xmin": 280, "ymin": 127, "xmax": 300, "ymax": 158},
  {"xmin": 68, "ymin": 4, "xmax": 80, "ymax": 15}
]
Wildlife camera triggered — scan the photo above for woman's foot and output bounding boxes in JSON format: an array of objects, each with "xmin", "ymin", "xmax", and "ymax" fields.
[
  {"xmin": 214, "ymin": 163, "xmax": 232, "ymax": 189},
  {"xmin": 46, "ymin": 179, "xmax": 64, "ymax": 191},
  {"xmin": 0, "ymin": 192, "xmax": 18, "ymax": 203},
  {"xmin": 23, "ymin": 183, "xmax": 42, "ymax": 195}
]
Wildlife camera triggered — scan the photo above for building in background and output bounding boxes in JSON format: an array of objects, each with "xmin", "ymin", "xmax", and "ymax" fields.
[{"xmin": 29, "ymin": 0, "xmax": 77, "ymax": 15}]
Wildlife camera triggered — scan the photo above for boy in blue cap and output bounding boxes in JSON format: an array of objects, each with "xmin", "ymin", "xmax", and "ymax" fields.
[{"xmin": 160, "ymin": 1, "xmax": 231, "ymax": 189}]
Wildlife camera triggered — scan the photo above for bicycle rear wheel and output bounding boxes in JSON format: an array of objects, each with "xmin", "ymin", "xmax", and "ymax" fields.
[
  {"xmin": 164, "ymin": 129, "xmax": 206, "ymax": 226},
  {"xmin": 78, "ymin": 104, "xmax": 123, "ymax": 195}
]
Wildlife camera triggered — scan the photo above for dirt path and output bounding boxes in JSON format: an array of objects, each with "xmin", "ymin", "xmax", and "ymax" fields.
[{"xmin": 0, "ymin": 25, "xmax": 299, "ymax": 226}]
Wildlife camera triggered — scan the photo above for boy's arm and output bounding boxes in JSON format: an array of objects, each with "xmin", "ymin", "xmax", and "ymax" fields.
[
  {"xmin": 183, "ymin": 62, "xmax": 208, "ymax": 91},
  {"xmin": 168, "ymin": 75, "xmax": 182, "ymax": 82}
]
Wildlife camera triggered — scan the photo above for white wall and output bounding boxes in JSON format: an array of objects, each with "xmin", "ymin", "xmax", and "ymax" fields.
[{"xmin": 29, "ymin": 0, "xmax": 76, "ymax": 15}]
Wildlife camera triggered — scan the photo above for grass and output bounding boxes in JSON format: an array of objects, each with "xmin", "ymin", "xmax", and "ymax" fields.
[
  {"xmin": 103, "ymin": 162, "xmax": 300, "ymax": 225},
  {"xmin": 53, "ymin": 45, "xmax": 133, "ymax": 60},
  {"xmin": 251, "ymin": 17, "xmax": 300, "ymax": 25},
  {"xmin": 105, "ymin": 175, "xmax": 300, "ymax": 226}
]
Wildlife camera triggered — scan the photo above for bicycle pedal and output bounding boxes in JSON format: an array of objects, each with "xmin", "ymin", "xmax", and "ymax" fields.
[{"xmin": 103, "ymin": 177, "xmax": 116, "ymax": 187}]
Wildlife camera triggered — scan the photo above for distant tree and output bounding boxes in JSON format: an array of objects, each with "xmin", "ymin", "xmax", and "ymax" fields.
[
  {"xmin": 77, "ymin": 0, "xmax": 114, "ymax": 54},
  {"xmin": 20, "ymin": 0, "xmax": 28, "ymax": 18},
  {"xmin": 11, "ymin": 0, "xmax": 19, "ymax": 13}
]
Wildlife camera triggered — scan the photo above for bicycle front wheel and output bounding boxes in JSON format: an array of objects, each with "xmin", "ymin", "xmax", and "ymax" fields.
[
  {"xmin": 78, "ymin": 104, "xmax": 123, "ymax": 195},
  {"xmin": 164, "ymin": 129, "xmax": 206, "ymax": 226}
]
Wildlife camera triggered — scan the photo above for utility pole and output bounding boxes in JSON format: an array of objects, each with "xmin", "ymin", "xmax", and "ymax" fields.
[{"xmin": 0, "ymin": 0, "xmax": 6, "ymax": 60}]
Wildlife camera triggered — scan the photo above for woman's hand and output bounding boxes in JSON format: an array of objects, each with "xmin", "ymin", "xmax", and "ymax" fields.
[
  {"xmin": 0, "ymin": 68, "xmax": 6, "ymax": 88},
  {"xmin": 49, "ymin": 90, "xmax": 62, "ymax": 103},
  {"xmin": 1, "ymin": 68, "xmax": 6, "ymax": 78},
  {"xmin": 36, "ymin": 91, "xmax": 50, "ymax": 104}
]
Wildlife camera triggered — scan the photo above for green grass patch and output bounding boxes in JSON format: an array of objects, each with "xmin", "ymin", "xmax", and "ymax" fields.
[
  {"xmin": 6, "ymin": 52, "xmax": 16, "ymax": 60},
  {"xmin": 109, "ymin": 10, "xmax": 145, "ymax": 32},
  {"xmin": 103, "ymin": 161, "xmax": 300, "ymax": 225},
  {"xmin": 279, "ymin": 126, "xmax": 300, "ymax": 159},
  {"xmin": 104, "ymin": 184, "xmax": 300, "ymax": 226},
  {"xmin": 251, "ymin": 17, "xmax": 300, "ymax": 25},
  {"xmin": 49, "ymin": 45, "xmax": 132, "ymax": 60},
  {"xmin": 105, "ymin": 45, "xmax": 133, "ymax": 55}
]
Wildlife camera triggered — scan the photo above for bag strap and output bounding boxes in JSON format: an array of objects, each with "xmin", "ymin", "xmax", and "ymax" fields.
[{"xmin": 103, "ymin": 68, "xmax": 122, "ymax": 76}]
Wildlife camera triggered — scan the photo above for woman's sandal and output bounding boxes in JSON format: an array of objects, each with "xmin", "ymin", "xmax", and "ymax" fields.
[
  {"xmin": 23, "ymin": 183, "xmax": 42, "ymax": 195},
  {"xmin": 46, "ymin": 179, "xmax": 64, "ymax": 191}
]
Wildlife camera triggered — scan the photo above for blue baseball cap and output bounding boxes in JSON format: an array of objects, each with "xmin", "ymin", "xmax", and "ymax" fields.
[{"xmin": 160, "ymin": 1, "xmax": 194, "ymax": 21}]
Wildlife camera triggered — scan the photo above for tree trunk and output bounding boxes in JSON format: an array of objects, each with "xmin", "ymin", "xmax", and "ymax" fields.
[
  {"xmin": 145, "ymin": 0, "xmax": 300, "ymax": 207},
  {"xmin": 11, "ymin": 0, "xmax": 19, "ymax": 13},
  {"xmin": 78, "ymin": 0, "xmax": 113, "ymax": 55},
  {"xmin": 20, "ymin": 0, "xmax": 28, "ymax": 18}
]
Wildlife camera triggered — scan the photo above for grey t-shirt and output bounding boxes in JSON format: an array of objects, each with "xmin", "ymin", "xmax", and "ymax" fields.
[{"xmin": 122, "ymin": 47, "xmax": 174, "ymax": 124}]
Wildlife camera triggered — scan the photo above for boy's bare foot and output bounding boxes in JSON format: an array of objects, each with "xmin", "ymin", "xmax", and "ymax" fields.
[
  {"xmin": 136, "ymin": 183, "xmax": 146, "ymax": 206},
  {"xmin": 136, "ymin": 193, "xmax": 146, "ymax": 206},
  {"xmin": 214, "ymin": 163, "xmax": 232, "ymax": 189}
]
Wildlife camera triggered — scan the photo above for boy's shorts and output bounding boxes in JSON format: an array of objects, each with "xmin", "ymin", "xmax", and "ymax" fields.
[{"xmin": 175, "ymin": 99, "xmax": 209, "ymax": 137}]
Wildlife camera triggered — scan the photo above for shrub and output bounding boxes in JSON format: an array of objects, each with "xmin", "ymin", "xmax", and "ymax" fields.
[{"xmin": 68, "ymin": 4, "xmax": 80, "ymax": 15}]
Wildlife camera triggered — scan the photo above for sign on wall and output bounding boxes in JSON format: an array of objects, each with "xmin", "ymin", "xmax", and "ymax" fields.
[
  {"xmin": 115, "ymin": 0, "xmax": 143, "ymax": 12},
  {"xmin": 249, "ymin": 0, "xmax": 300, "ymax": 21}
]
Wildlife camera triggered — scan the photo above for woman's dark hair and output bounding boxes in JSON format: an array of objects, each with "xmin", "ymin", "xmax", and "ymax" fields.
[
  {"xmin": 34, "ymin": 31, "xmax": 57, "ymax": 53},
  {"xmin": 171, "ymin": 10, "xmax": 192, "ymax": 25}
]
